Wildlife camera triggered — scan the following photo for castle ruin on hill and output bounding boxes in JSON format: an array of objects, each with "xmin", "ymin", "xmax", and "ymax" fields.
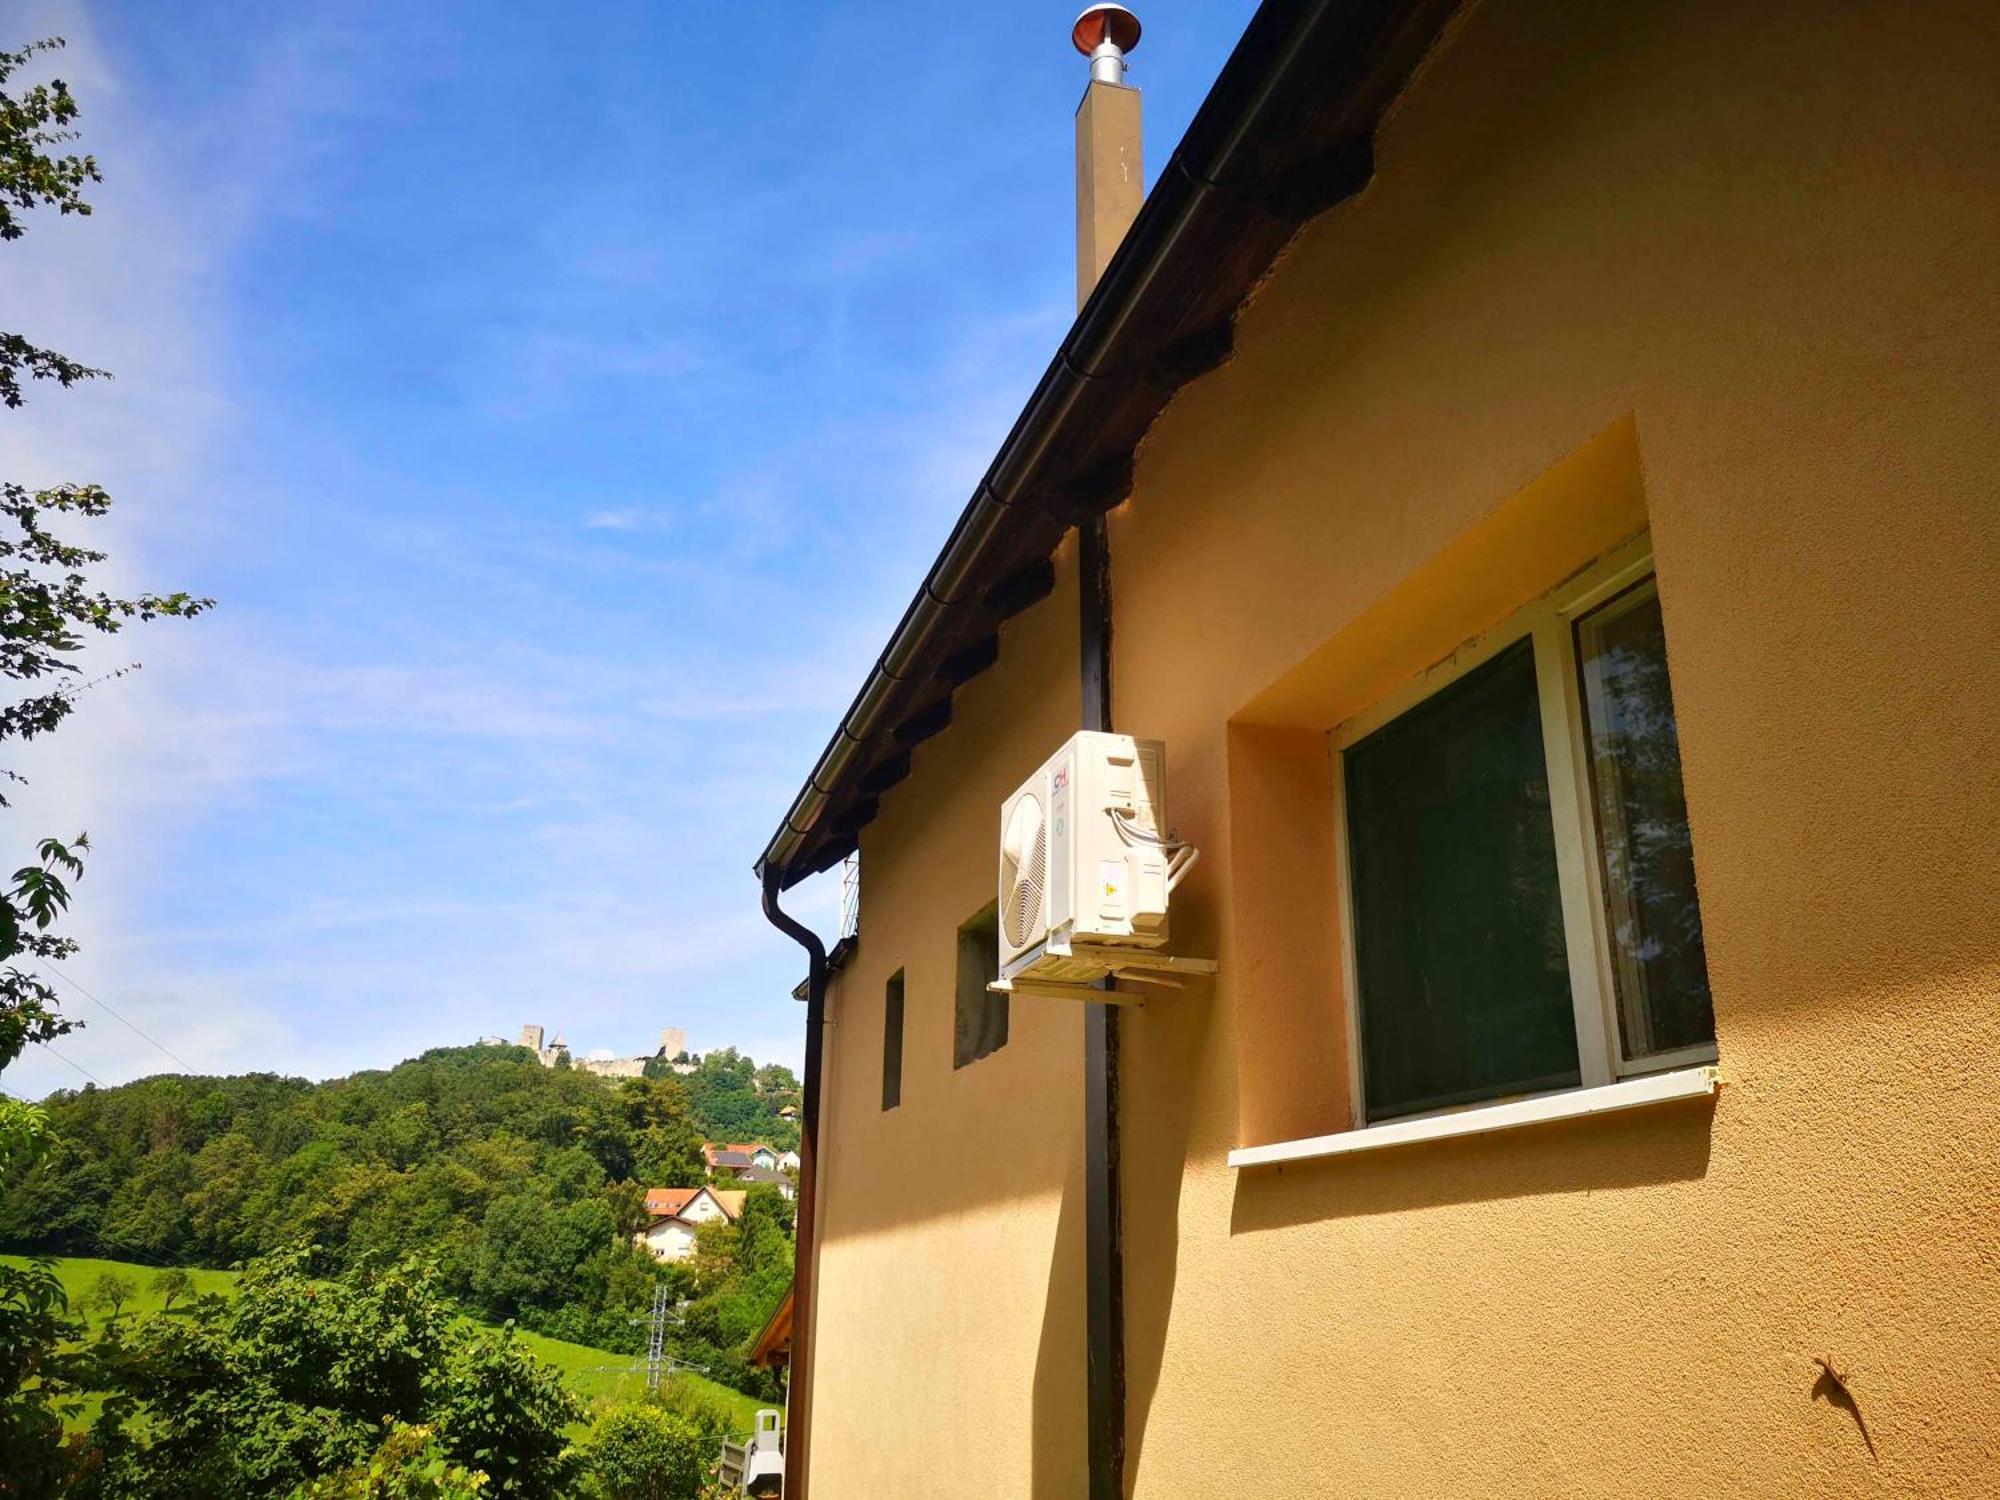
[{"xmin": 485, "ymin": 1024, "xmax": 694, "ymax": 1078}]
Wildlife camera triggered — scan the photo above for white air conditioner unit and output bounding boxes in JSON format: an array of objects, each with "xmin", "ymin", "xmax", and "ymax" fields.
[{"xmin": 997, "ymin": 731, "xmax": 1205, "ymax": 993}]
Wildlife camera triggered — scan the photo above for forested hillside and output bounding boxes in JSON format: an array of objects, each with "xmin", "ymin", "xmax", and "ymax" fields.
[{"xmin": 0, "ymin": 1044, "xmax": 799, "ymax": 1386}]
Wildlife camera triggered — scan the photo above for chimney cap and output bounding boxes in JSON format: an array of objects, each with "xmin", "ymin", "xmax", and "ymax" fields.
[{"xmin": 1072, "ymin": 5, "xmax": 1141, "ymax": 60}]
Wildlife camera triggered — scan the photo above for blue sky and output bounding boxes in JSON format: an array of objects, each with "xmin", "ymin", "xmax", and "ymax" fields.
[{"xmin": 5, "ymin": 0, "xmax": 1257, "ymax": 1098}]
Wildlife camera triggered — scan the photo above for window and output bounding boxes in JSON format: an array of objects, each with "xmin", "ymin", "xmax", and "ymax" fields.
[
  {"xmin": 1574, "ymin": 579, "xmax": 1715, "ymax": 1062},
  {"xmin": 1336, "ymin": 540, "xmax": 1714, "ymax": 1124},
  {"xmin": 1344, "ymin": 639, "xmax": 1581, "ymax": 1119},
  {"xmin": 882, "ymin": 969, "xmax": 905, "ymax": 1111},
  {"xmin": 953, "ymin": 904, "xmax": 1006, "ymax": 1068}
]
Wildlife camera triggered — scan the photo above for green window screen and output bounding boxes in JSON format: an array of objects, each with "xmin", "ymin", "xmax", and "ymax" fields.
[
  {"xmin": 1345, "ymin": 638, "xmax": 1581, "ymax": 1121},
  {"xmin": 1575, "ymin": 580, "xmax": 1715, "ymax": 1061}
]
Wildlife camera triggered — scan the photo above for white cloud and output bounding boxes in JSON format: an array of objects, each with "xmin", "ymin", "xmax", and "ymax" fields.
[{"xmin": 583, "ymin": 506, "xmax": 673, "ymax": 533}]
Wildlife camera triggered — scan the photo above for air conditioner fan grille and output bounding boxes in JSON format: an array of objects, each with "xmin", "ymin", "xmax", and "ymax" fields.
[{"xmin": 1002, "ymin": 795, "xmax": 1047, "ymax": 951}]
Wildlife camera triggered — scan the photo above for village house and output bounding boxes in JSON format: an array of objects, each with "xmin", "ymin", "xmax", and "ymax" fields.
[
  {"xmin": 752, "ymin": 3, "xmax": 1999, "ymax": 1497},
  {"xmin": 702, "ymin": 1143, "xmax": 798, "ymax": 1200},
  {"xmin": 731, "ymin": 1164, "xmax": 797, "ymax": 1203},
  {"xmin": 703, "ymin": 1142, "xmax": 782, "ymax": 1174},
  {"xmin": 631, "ymin": 1185, "xmax": 747, "ymax": 1265}
]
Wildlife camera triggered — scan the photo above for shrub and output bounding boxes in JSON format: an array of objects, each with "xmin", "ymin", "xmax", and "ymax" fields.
[
  {"xmin": 581, "ymin": 1403, "xmax": 711, "ymax": 1500},
  {"xmin": 0, "ymin": 1256, "xmax": 92, "ymax": 1496},
  {"xmin": 293, "ymin": 1422, "xmax": 489, "ymax": 1499},
  {"xmin": 656, "ymin": 1376, "xmax": 734, "ymax": 1438}
]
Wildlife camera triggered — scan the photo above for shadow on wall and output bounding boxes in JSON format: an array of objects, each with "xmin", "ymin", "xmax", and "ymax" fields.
[
  {"xmin": 1030, "ymin": 1138, "xmax": 1088, "ymax": 1500},
  {"xmin": 1116, "ymin": 976, "xmax": 1218, "ymax": 1491},
  {"xmin": 1229, "ymin": 1094, "xmax": 1716, "ymax": 1234}
]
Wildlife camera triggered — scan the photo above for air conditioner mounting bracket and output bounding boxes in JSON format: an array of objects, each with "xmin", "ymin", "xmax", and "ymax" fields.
[{"xmin": 989, "ymin": 946, "xmax": 1217, "ymax": 1006}]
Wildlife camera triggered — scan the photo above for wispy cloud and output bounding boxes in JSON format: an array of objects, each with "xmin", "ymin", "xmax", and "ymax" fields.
[{"xmin": 583, "ymin": 506, "xmax": 674, "ymax": 533}]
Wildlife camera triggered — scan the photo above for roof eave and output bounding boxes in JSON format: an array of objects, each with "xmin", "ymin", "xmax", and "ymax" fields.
[{"xmin": 757, "ymin": 0, "xmax": 1462, "ymax": 890}]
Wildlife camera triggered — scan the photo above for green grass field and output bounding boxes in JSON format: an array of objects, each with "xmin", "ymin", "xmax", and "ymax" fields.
[
  {"xmin": 3, "ymin": 1254, "xmax": 242, "ymax": 1332},
  {"xmin": 511, "ymin": 1329, "xmax": 770, "ymax": 1430},
  {"xmin": 3, "ymin": 1254, "xmax": 772, "ymax": 1433}
]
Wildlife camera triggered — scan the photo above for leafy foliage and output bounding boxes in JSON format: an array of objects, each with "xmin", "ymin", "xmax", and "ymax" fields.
[
  {"xmin": 0, "ymin": 1255, "xmax": 95, "ymax": 1497},
  {"xmin": 0, "ymin": 1093, "xmax": 49, "ymax": 1180},
  {"xmin": 578, "ymin": 1403, "xmax": 712, "ymax": 1500},
  {"xmin": 1, "ymin": 1045, "xmax": 792, "ymax": 1375},
  {"xmin": 89, "ymin": 1250, "xmax": 581, "ymax": 1499},
  {"xmin": 148, "ymin": 1267, "xmax": 192, "ymax": 1313},
  {"xmin": 0, "ymin": 36, "xmax": 208, "ymax": 1076},
  {"xmin": 665, "ymin": 1051, "xmax": 798, "ymax": 1153},
  {"xmin": 293, "ymin": 1422, "xmax": 490, "ymax": 1500},
  {"xmin": 0, "ymin": 1097, "xmax": 97, "ymax": 1497},
  {"xmin": 670, "ymin": 1188, "xmax": 793, "ymax": 1405},
  {"xmin": 82, "ymin": 1268, "xmax": 133, "ymax": 1320}
]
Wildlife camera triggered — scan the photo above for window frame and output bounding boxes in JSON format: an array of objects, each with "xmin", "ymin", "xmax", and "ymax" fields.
[{"xmin": 1331, "ymin": 534, "xmax": 1716, "ymax": 1128}]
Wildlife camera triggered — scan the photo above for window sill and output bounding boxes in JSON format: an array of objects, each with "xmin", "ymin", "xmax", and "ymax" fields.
[{"xmin": 1226, "ymin": 1066, "xmax": 1718, "ymax": 1170}]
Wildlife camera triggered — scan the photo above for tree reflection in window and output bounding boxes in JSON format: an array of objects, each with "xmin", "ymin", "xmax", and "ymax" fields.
[{"xmin": 1575, "ymin": 580, "xmax": 1715, "ymax": 1060}]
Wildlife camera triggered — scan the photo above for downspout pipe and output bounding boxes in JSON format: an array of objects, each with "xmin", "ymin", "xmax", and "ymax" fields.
[
  {"xmin": 761, "ymin": 868, "xmax": 828, "ymax": 1500},
  {"xmin": 1079, "ymin": 515, "xmax": 1124, "ymax": 1500}
]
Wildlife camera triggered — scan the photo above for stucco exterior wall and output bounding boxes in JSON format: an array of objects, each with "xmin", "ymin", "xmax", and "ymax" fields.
[
  {"xmin": 808, "ymin": 544, "xmax": 1088, "ymax": 1497},
  {"xmin": 803, "ymin": 1, "xmax": 2000, "ymax": 1495}
]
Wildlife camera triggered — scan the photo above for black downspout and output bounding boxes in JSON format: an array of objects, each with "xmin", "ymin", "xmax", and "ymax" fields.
[
  {"xmin": 1079, "ymin": 513, "xmax": 1125, "ymax": 1498},
  {"xmin": 761, "ymin": 869, "xmax": 827, "ymax": 1500}
]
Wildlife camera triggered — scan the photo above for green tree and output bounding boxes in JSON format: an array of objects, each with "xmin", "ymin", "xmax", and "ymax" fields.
[
  {"xmin": 186, "ymin": 1130, "xmax": 267, "ymax": 1260},
  {"xmin": 0, "ymin": 36, "xmax": 208, "ymax": 1075},
  {"xmin": 676, "ymin": 1050, "xmax": 797, "ymax": 1153},
  {"xmin": 0, "ymin": 1255, "xmax": 96, "ymax": 1496},
  {"xmin": 295, "ymin": 1421, "xmax": 490, "ymax": 1499},
  {"xmin": 0, "ymin": 1043, "xmax": 796, "ymax": 1371},
  {"xmin": 615, "ymin": 1078, "xmax": 705, "ymax": 1186},
  {"xmin": 0, "ymin": 1090, "xmax": 92, "ymax": 1495},
  {"xmin": 579, "ymin": 1403, "xmax": 710, "ymax": 1500},
  {"xmin": 150, "ymin": 1266, "xmax": 193, "ymax": 1313},
  {"xmin": 86, "ymin": 1267, "xmax": 136, "ymax": 1320},
  {"xmin": 92, "ymin": 1248, "xmax": 581, "ymax": 1499},
  {"xmin": 0, "ymin": 1092, "xmax": 48, "ymax": 1178},
  {"xmin": 470, "ymin": 1193, "xmax": 612, "ymax": 1323},
  {"xmin": 603, "ymin": 1179, "xmax": 648, "ymax": 1241},
  {"xmin": 426, "ymin": 1317, "xmax": 581, "ymax": 1500}
]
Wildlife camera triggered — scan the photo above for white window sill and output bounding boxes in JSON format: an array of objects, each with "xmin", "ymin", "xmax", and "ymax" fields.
[{"xmin": 1226, "ymin": 1066, "xmax": 1719, "ymax": 1170}]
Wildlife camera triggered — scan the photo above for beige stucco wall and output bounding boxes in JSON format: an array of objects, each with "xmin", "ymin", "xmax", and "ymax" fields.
[
  {"xmin": 804, "ymin": 1, "xmax": 2000, "ymax": 1495},
  {"xmin": 808, "ymin": 543, "xmax": 1089, "ymax": 1496}
]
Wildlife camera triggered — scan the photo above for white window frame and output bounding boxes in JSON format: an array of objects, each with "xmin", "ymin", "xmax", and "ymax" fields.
[{"xmin": 1330, "ymin": 533, "xmax": 1717, "ymax": 1129}]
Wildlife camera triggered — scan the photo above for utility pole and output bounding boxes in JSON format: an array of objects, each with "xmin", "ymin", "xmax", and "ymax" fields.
[
  {"xmin": 590, "ymin": 1283, "xmax": 696, "ymax": 1395},
  {"xmin": 645, "ymin": 1282, "xmax": 670, "ymax": 1392}
]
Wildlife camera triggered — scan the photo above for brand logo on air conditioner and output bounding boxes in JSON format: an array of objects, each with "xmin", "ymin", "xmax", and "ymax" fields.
[{"xmin": 1052, "ymin": 767, "xmax": 1070, "ymax": 791}]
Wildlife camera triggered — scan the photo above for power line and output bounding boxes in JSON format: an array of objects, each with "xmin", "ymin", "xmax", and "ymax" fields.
[
  {"xmin": 35, "ymin": 1040, "xmax": 103, "ymax": 1086},
  {"xmin": 34, "ymin": 958, "xmax": 195, "ymax": 1072}
]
